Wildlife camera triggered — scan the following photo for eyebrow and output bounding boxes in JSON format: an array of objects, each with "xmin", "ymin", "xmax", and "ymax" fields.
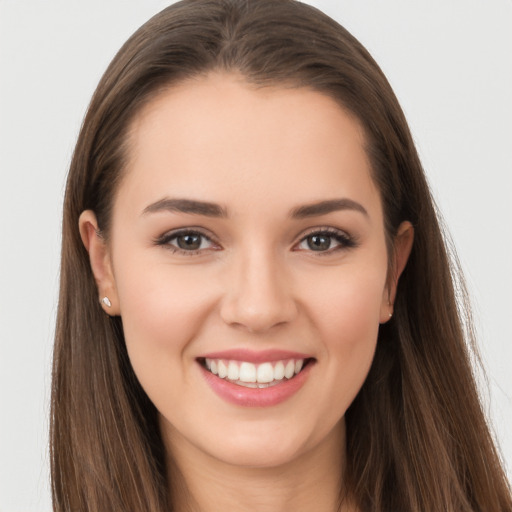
[
  {"xmin": 290, "ymin": 198, "xmax": 368, "ymax": 218},
  {"xmin": 142, "ymin": 198, "xmax": 227, "ymax": 217},
  {"xmin": 142, "ymin": 197, "xmax": 368, "ymax": 219}
]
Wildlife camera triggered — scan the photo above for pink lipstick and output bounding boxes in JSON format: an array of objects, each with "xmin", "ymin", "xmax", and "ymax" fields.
[{"xmin": 197, "ymin": 349, "xmax": 315, "ymax": 407}]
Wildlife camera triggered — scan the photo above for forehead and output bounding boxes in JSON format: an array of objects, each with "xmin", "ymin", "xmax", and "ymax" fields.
[{"xmin": 119, "ymin": 73, "xmax": 381, "ymax": 220}]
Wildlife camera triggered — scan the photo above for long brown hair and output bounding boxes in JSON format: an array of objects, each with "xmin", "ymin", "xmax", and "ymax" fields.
[{"xmin": 51, "ymin": 1, "xmax": 512, "ymax": 510}]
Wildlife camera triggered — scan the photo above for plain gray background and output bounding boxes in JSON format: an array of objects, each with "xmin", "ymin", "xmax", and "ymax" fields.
[{"xmin": 1, "ymin": 1, "xmax": 511, "ymax": 510}]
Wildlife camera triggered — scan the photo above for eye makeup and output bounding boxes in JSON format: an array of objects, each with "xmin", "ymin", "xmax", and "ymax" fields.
[
  {"xmin": 154, "ymin": 228, "xmax": 220, "ymax": 256},
  {"xmin": 294, "ymin": 226, "xmax": 358, "ymax": 255},
  {"xmin": 154, "ymin": 225, "xmax": 358, "ymax": 257}
]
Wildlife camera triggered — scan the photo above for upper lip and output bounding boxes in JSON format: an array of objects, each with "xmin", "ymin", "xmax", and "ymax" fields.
[{"xmin": 198, "ymin": 349, "xmax": 313, "ymax": 363}]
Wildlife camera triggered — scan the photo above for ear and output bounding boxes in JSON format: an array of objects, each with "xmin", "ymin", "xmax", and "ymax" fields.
[
  {"xmin": 79, "ymin": 210, "xmax": 120, "ymax": 315},
  {"xmin": 380, "ymin": 221, "xmax": 414, "ymax": 323}
]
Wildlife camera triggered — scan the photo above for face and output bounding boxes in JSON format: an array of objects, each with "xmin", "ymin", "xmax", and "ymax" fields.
[{"xmin": 83, "ymin": 74, "xmax": 402, "ymax": 470}]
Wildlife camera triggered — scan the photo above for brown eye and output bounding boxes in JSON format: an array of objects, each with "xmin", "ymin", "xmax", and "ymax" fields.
[
  {"xmin": 176, "ymin": 233, "xmax": 203, "ymax": 250},
  {"xmin": 156, "ymin": 229, "xmax": 217, "ymax": 254},
  {"xmin": 306, "ymin": 234, "xmax": 332, "ymax": 251},
  {"xmin": 296, "ymin": 228, "xmax": 356, "ymax": 254}
]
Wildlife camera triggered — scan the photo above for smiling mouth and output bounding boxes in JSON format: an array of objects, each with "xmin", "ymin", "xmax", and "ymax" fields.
[{"xmin": 198, "ymin": 357, "xmax": 315, "ymax": 388}]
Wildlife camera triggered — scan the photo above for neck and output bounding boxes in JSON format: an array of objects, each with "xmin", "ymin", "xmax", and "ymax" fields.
[{"xmin": 163, "ymin": 420, "xmax": 356, "ymax": 512}]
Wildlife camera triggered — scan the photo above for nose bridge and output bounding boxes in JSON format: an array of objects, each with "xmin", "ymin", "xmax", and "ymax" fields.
[{"xmin": 220, "ymin": 240, "xmax": 297, "ymax": 333}]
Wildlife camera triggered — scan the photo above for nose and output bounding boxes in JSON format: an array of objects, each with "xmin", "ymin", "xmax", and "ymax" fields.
[{"xmin": 219, "ymin": 247, "xmax": 298, "ymax": 334}]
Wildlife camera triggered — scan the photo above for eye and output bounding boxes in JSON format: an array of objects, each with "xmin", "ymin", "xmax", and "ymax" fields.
[
  {"xmin": 296, "ymin": 228, "xmax": 356, "ymax": 254},
  {"xmin": 155, "ymin": 229, "xmax": 218, "ymax": 255}
]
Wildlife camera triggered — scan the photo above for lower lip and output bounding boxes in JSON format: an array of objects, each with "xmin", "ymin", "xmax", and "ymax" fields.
[{"xmin": 199, "ymin": 361, "xmax": 313, "ymax": 407}]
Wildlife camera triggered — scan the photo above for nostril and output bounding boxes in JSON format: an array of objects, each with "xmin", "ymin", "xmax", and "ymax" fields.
[{"xmin": 221, "ymin": 303, "xmax": 298, "ymax": 334}]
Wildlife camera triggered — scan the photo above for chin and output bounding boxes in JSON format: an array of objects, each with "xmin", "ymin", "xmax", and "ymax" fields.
[
  {"xmin": 210, "ymin": 438, "xmax": 307, "ymax": 469},
  {"xmin": 203, "ymin": 418, "xmax": 340, "ymax": 469}
]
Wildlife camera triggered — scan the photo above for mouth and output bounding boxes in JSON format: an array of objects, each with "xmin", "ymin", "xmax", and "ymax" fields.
[{"xmin": 197, "ymin": 357, "xmax": 315, "ymax": 389}]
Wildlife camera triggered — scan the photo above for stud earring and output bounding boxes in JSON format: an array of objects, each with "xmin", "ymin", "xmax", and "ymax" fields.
[{"xmin": 101, "ymin": 296, "xmax": 112, "ymax": 308}]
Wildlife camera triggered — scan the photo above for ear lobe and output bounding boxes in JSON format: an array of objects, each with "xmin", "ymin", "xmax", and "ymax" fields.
[
  {"xmin": 380, "ymin": 221, "xmax": 414, "ymax": 323},
  {"xmin": 79, "ymin": 210, "xmax": 120, "ymax": 315}
]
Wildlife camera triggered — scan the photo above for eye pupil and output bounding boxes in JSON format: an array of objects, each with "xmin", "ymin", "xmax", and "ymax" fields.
[
  {"xmin": 177, "ymin": 234, "xmax": 201, "ymax": 250},
  {"xmin": 307, "ymin": 234, "xmax": 331, "ymax": 251}
]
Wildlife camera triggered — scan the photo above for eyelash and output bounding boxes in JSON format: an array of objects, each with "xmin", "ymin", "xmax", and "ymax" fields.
[
  {"xmin": 155, "ymin": 228, "xmax": 219, "ymax": 256},
  {"xmin": 154, "ymin": 227, "xmax": 357, "ymax": 256},
  {"xmin": 296, "ymin": 227, "xmax": 357, "ymax": 255}
]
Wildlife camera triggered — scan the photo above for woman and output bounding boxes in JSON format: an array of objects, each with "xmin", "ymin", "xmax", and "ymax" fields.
[{"xmin": 51, "ymin": 0, "xmax": 512, "ymax": 510}]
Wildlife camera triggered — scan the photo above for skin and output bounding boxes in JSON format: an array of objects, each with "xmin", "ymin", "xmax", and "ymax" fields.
[{"xmin": 80, "ymin": 73, "xmax": 413, "ymax": 512}]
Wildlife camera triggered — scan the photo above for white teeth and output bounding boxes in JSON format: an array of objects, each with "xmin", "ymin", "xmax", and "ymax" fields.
[
  {"xmin": 237, "ymin": 381, "xmax": 258, "ymax": 388},
  {"xmin": 227, "ymin": 361, "xmax": 239, "ymax": 380},
  {"xmin": 239, "ymin": 362, "xmax": 257, "ymax": 383},
  {"xmin": 273, "ymin": 361, "xmax": 285, "ymax": 380},
  {"xmin": 218, "ymin": 360, "xmax": 228, "ymax": 378},
  {"xmin": 257, "ymin": 362, "xmax": 274, "ymax": 383},
  {"xmin": 284, "ymin": 360, "xmax": 295, "ymax": 379},
  {"xmin": 204, "ymin": 357, "xmax": 308, "ymax": 385}
]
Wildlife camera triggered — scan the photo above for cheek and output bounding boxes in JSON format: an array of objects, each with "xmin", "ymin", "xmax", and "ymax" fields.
[
  {"xmin": 113, "ymin": 254, "xmax": 216, "ymax": 387},
  {"xmin": 306, "ymin": 261, "xmax": 386, "ymax": 339},
  {"xmin": 302, "ymin": 262, "xmax": 386, "ymax": 398}
]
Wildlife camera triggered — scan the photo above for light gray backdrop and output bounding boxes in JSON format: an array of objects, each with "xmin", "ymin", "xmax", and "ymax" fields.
[{"xmin": 1, "ymin": 1, "xmax": 511, "ymax": 510}]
